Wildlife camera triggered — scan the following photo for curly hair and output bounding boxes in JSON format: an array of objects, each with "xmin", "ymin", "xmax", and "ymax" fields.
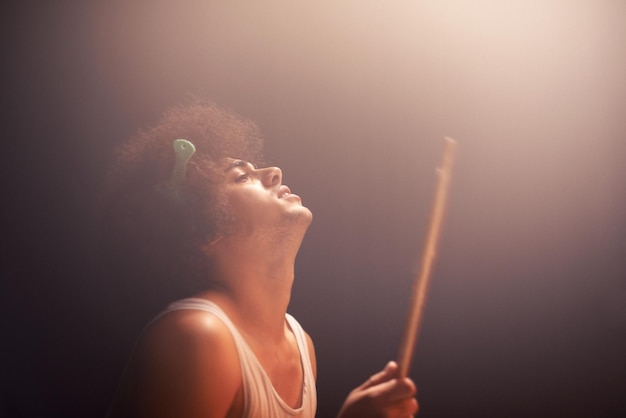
[{"xmin": 99, "ymin": 98, "xmax": 264, "ymax": 298}]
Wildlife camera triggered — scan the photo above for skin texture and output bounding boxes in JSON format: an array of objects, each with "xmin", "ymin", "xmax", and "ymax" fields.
[{"xmin": 106, "ymin": 147, "xmax": 418, "ymax": 417}]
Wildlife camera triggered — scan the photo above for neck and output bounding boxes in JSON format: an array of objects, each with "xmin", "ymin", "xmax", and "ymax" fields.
[{"xmin": 197, "ymin": 231, "xmax": 302, "ymax": 342}]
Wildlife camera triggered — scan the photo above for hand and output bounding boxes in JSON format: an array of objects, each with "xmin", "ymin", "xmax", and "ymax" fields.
[{"xmin": 337, "ymin": 361, "xmax": 418, "ymax": 418}]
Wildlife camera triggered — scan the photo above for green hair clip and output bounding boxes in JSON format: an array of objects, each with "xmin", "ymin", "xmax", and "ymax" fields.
[
  {"xmin": 171, "ymin": 139, "xmax": 196, "ymax": 185},
  {"xmin": 155, "ymin": 139, "xmax": 196, "ymax": 201}
]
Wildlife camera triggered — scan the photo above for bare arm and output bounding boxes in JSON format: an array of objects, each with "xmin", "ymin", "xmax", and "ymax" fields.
[{"xmin": 108, "ymin": 310, "xmax": 242, "ymax": 418}]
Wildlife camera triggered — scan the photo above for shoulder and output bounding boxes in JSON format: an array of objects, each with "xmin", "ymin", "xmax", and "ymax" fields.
[
  {"xmin": 138, "ymin": 307, "xmax": 241, "ymax": 379},
  {"xmin": 143, "ymin": 307, "xmax": 236, "ymax": 350},
  {"xmin": 121, "ymin": 308, "xmax": 242, "ymax": 417}
]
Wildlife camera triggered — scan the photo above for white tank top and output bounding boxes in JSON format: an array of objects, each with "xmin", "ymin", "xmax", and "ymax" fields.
[{"xmin": 163, "ymin": 298, "xmax": 317, "ymax": 418}]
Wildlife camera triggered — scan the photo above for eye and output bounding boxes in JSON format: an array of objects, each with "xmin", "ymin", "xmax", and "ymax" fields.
[{"xmin": 235, "ymin": 173, "xmax": 250, "ymax": 183}]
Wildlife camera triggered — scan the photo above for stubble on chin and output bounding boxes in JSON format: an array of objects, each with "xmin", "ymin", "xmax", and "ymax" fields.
[{"xmin": 270, "ymin": 208, "xmax": 312, "ymax": 245}]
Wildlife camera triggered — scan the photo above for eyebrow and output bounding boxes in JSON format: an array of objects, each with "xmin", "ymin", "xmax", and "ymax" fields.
[{"xmin": 224, "ymin": 160, "xmax": 257, "ymax": 173}]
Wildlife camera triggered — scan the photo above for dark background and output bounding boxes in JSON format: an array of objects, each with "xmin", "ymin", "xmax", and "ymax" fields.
[{"xmin": 2, "ymin": 1, "xmax": 625, "ymax": 417}]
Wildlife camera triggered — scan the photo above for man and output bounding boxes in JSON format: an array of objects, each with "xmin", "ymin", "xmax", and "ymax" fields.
[{"xmin": 103, "ymin": 99, "xmax": 418, "ymax": 417}]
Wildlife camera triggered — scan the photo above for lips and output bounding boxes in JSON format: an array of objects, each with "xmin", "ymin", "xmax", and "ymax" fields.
[{"xmin": 278, "ymin": 185, "xmax": 292, "ymax": 199}]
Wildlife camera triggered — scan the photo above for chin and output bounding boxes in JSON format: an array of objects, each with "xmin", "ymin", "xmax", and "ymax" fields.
[
  {"xmin": 286, "ymin": 207, "xmax": 313, "ymax": 230},
  {"xmin": 299, "ymin": 206, "xmax": 314, "ymax": 225}
]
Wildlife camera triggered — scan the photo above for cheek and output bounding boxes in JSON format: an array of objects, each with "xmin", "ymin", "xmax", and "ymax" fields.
[
  {"xmin": 226, "ymin": 190, "xmax": 252, "ymax": 217},
  {"xmin": 213, "ymin": 192, "xmax": 236, "ymax": 234},
  {"xmin": 224, "ymin": 190, "xmax": 260, "ymax": 228},
  {"xmin": 226, "ymin": 184, "xmax": 271, "ymax": 212},
  {"xmin": 227, "ymin": 189, "xmax": 280, "ymax": 228}
]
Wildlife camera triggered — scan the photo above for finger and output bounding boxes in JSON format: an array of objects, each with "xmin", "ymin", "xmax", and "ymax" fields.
[
  {"xmin": 388, "ymin": 397, "xmax": 419, "ymax": 418},
  {"xmin": 377, "ymin": 389, "xmax": 419, "ymax": 418},
  {"xmin": 389, "ymin": 378, "xmax": 417, "ymax": 402},
  {"xmin": 358, "ymin": 379, "xmax": 418, "ymax": 418},
  {"xmin": 367, "ymin": 377, "xmax": 416, "ymax": 403},
  {"xmin": 357, "ymin": 361, "xmax": 397, "ymax": 390}
]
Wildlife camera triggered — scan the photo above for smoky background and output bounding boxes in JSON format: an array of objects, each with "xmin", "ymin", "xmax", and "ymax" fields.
[{"xmin": 1, "ymin": 1, "xmax": 625, "ymax": 417}]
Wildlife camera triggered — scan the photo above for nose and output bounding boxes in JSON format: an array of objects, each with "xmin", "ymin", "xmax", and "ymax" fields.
[{"xmin": 260, "ymin": 166, "xmax": 282, "ymax": 188}]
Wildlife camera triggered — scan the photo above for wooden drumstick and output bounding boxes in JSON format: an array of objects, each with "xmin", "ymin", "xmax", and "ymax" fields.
[{"xmin": 397, "ymin": 137, "xmax": 458, "ymax": 377}]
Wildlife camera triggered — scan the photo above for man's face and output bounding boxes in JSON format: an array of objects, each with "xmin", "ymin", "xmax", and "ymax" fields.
[{"xmin": 218, "ymin": 158, "xmax": 312, "ymax": 238}]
